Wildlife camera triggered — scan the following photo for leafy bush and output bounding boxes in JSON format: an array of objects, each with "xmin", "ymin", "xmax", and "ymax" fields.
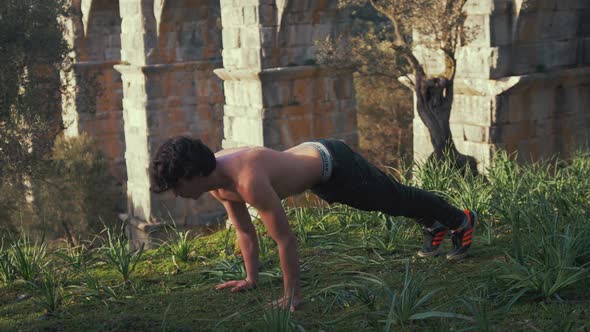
[
  {"xmin": 0, "ymin": 0, "xmax": 70, "ymax": 234},
  {"xmin": 33, "ymin": 134, "xmax": 122, "ymax": 244}
]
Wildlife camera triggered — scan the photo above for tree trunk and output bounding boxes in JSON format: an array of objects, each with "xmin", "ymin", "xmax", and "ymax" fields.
[{"xmin": 415, "ymin": 75, "xmax": 477, "ymax": 172}]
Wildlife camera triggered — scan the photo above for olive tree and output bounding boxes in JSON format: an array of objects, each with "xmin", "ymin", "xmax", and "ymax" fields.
[
  {"xmin": 320, "ymin": 0, "xmax": 476, "ymax": 169},
  {"xmin": 0, "ymin": 0, "xmax": 69, "ymax": 229}
]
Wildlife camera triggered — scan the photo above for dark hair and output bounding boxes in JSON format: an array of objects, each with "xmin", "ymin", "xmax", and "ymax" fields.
[{"xmin": 150, "ymin": 136, "xmax": 216, "ymax": 193}]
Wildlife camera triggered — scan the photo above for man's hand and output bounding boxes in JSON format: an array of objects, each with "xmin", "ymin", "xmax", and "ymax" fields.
[
  {"xmin": 267, "ymin": 295, "xmax": 302, "ymax": 312},
  {"xmin": 215, "ymin": 279, "xmax": 256, "ymax": 292}
]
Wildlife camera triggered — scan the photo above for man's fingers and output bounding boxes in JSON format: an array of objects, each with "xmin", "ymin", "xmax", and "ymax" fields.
[{"xmin": 215, "ymin": 281, "xmax": 237, "ymax": 290}]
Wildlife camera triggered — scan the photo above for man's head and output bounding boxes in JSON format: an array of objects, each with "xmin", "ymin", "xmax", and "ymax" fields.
[{"xmin": 150, "ymin": 136, "xmax": 216, "ymax": 195}]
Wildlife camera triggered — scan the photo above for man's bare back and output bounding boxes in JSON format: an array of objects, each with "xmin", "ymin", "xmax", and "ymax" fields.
[{"xmin": 209, "ymin": 144, "xmax": 324, "ymax": 203}]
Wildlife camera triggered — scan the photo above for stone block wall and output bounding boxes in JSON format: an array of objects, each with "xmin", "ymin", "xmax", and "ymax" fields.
[
  {"xmin": 261, "ymin": 67, "xmax": 357, "ymax": 150},
  {"xmin": 157, "ymin": 0, "xmax": 222, "ymax": 63},
  {"xmin": 413, "ymin": 0, "xmax": 590, "ymax": 170},
  {"xmin": 83, "ymin": 0, "xmax": 122, "ymax": 62},
  {"xmin": 492, "ymin": 69, "xmax": 590, "ymax": 160},
  {"xmin": 115, "ymin": 0, "xmax": 226, "ymax": 230},
  {"xmin": 63, "ymin": 62, "xmax": 126, "ymax": 181},
  {"xmin": 217, "ymin": 0, "xmax": 357, "ymax": 151},
  {"xmin": 140, "ymin": 61, "xmax": 225, "ymax": 225},
  {"xmin": 62, "ymin": 0, "xmax": 126, "ymax": 184}
]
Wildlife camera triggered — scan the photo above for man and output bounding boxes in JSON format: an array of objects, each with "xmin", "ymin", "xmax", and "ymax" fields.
[{"xmin": 150, "ymin": 136, "xmax": 476, "ymax": 311}]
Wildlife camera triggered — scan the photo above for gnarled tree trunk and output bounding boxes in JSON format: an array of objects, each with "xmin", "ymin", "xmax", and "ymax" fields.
[{"xmin": 415, "ymin": 73, "xmax": 477, "ymax": 172}]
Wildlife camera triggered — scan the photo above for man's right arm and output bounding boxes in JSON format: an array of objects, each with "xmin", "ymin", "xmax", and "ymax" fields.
[{"xmin": 216, "ymin": 200, "xmax": 260, "ymax": 291}]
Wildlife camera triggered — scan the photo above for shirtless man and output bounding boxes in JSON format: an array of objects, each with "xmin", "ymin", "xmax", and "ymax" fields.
[{"xmin": 149, "ymin": 136, "xmax": 476, "ymax": 311}]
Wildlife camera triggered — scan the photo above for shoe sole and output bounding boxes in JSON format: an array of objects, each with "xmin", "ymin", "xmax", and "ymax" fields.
[
  {"xmin": 417, "ymin": 247, "xmax": 442, "ymax": 258},
  {"xmin": 446, "ymin": 251, "xmax": 468, "ymax": 261},
  {"xmin": 446, "ymin": 211, "xmax": 477, "ymax": 261}
]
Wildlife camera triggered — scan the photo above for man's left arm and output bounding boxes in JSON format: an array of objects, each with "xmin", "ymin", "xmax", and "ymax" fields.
[{"xmin": 243, "ymin": 178, "xmax": 301, "ymax": 308}]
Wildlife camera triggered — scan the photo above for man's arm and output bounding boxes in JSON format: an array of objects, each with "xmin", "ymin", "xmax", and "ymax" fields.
[
  {"xmin": 243, "ymin": 178, "xmax": 301, "ymax": 304},
  {"xmin": 216, "ymin": 200, "xmax": 260, "ymax": 291}
]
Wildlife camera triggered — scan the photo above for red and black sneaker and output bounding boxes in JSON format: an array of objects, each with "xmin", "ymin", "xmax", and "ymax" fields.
[
  {"xmin": 417, "ymin": 225, "xmax": 448, "ymax": 257},
  {"xmin": 446, "ymin": 210, "xmax": 477, "ymax": 261}
]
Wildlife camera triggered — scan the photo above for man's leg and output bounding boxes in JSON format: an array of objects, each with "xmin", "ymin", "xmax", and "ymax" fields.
[{"xmin": 311, "ymin": 140, "xmax": 475, "ymax": 259}]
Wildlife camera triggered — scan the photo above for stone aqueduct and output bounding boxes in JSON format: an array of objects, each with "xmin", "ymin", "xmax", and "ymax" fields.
[{"xmin": 62, "ymin": 0, "xmax": 590, "ymax": 246}]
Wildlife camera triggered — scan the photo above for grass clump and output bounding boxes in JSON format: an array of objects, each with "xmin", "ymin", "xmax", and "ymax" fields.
[
  {"xmin": 99, "ymin": 226, "xmax": 144, "ymax": 284},
  {"xmin": 9, "ymin": 232, "xmax": 48, "ymax": 282}
]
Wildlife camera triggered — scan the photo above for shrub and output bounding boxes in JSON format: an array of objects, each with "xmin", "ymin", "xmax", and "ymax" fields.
[{"xmin": 33, "ymin": 134, "xmax": 122, "ymax": 244}]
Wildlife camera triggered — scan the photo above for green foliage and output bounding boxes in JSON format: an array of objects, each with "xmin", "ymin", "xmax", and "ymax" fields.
[
  {"xmin": 10, "ymin": 232, "xmax": 48, "ymax": 282},
  {"xmin": 458, "ymin": 285, "xmax": 506, "ymax": 332},
  {"xmin": 289, "ymin": 205, "xmax": 331, "ymax": 245},
  {"xmin": 28, "ymin": 269, "xmax": 67, "ymax": 314},
  {"xmin": 33, "ymin": 134, "xmax": 122, "ymax": 242},
  {"xmin": 500, "ymin": 219, "xmax": 589, "ymax": 302},
  {"xmin": 263, "ymin": 297, "xmax": 296, "ymax": 332},
  {"xmin": 364, "ymin": 215, "xmax": 416, "ymax": 255},
  {"xmin": 0, "ymin": 239, "xmax": 16, "ymax": 286},
  {"xmin": 351, "ymin": 262, "xmax": 472, "ymax": 329},
  {"xmin": 53, "ymin": 243, "xmax": 93, "ymax": 271},
  {"xmin": 74, "ymin": 269, "xmax": 121, "ymax": 306},
  {"xmin": 162, "ymin": 227, "xmax": 196, "ymax": 264},
  {"xmin": 0, "ymin": 0, "xmax": 70, "ymax": 223},
  {"xmin": 99, "ymin": 226, "xmax": 144, "ymax": 284},
  {"xmin": 203, "ymin": 256, "xmax": 247, "ymax": 282}
]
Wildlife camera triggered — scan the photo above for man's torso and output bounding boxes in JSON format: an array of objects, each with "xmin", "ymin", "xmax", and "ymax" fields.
[{"xmin": 209, "ymin": 143, "xmax": 324, "ymax": 203}]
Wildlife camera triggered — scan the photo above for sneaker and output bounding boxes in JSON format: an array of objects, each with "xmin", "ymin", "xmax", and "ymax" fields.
[
  {"xmin": 417, "ymin": 224, "xmax": 448, "ymax": 257},
  {"xmin": 446, "ymin": 210, "xmax": 477, "ymax": 261}
]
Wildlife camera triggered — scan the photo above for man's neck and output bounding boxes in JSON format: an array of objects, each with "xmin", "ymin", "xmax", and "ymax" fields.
[{"xmin": 201, "ymin": 160, "xmax": 233, "ymax": 192}]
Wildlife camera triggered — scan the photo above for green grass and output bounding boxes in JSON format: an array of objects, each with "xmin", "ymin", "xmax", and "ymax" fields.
[{"xmin": 1, "ymin": 151, "xmax": 590, "ymax": 331}]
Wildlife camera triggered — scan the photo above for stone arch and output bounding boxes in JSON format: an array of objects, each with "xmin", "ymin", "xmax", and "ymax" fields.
[
  {"xmin": 509, "ymin": 0, "xmax": 584, "ymax": 75},
  {"xmin": 267, "ymin": 0, "xmax": 348, "ymax": 68},
  {"xmin": 62, "ymin": 0, "xmax": 126, "ymax": 185},
  {"xmin": 155, "ymin": 0, "xmax": 222, "ymax": 63},
  {"xmin": 83, "ymin": 0, "xmax": 122, "ymax": 61}
]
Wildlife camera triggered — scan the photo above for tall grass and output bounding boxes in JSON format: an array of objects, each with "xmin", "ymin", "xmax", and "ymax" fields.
[
  {"xmin": 163, "ymin": 227, "xmax": 196, "ymax": 264},
  {"xmin": 10, "ymin": 232, "xmax": 48, "ymax": 282},
  {"xmin": 53, "ymin": 243, "xmax": 93, "ymax": 271},
  {"xmin": 262, "ymin": 289, "xmax": 297, "ymax": 332},
  {"xmin": 0, "ymin": 237, "xmax": 16, "ymax": 286},
  {"xmin": 351, "ymin": 261, "xmax": 472, "ymax": 329},
  {"xmin": 28, "ymin": 269, "xmax": 67, "ymax": 314},
  {"xmin": 499, "ymin": 217, "xmax": 589, "ymax": 302},
  {"xmin": 99, "ymin": 226, "xmax": 144, "ymax": 284},
  {"xmin": 74, "ymin": 269, "xmax": 121, "ymax": 306}
]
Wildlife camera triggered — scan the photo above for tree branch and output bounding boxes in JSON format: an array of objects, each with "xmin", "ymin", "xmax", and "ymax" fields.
[{"xmin": 368, "ymin": 0, "xmax": 426, "ymax": 78}]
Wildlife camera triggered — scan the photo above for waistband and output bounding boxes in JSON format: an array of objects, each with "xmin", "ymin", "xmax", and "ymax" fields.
[{"xmin": 301, "ymin": 141, "xmax": 333, "ymax": 183}]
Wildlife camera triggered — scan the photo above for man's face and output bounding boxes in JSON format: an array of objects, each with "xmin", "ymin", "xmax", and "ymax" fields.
[{"xmin": 172, "ymin": 178, "xmax": 204, "ymax": 199}]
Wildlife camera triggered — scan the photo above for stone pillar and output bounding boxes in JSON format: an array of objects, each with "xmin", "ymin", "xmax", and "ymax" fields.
[
  {"xmin": 115, "ymin": 0, "xmax": 226, "ymax": 248},
  {"xmin": 413, "ymin": 0, "xmax": 590, "ymax": 171},
  {"xmin": 215, "ymin": 0, "xmax": 358, "ymax": 150},
  {"xmin": 114, "ymin": 1, "xmax": 158, "ymax": 231}
]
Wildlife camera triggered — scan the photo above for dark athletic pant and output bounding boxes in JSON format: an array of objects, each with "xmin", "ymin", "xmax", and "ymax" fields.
[{"xmin": 309, "ymin": 139, "xmax": 466, "ymax": 229}]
